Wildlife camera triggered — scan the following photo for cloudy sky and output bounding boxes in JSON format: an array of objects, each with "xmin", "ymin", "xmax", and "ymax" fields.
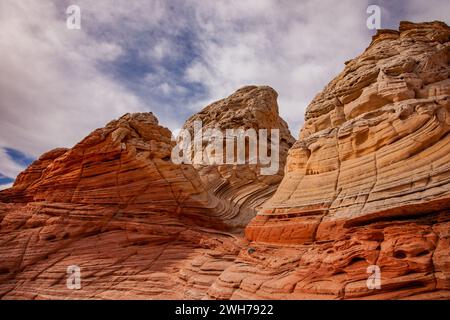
[{"xmin": 0, "ymin": 0, "xmax": 449, "ymax": 189}]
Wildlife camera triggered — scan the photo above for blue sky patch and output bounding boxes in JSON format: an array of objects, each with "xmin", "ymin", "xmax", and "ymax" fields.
[
  {"xmin": 0, "ymin": 173, "xmax": 14, "ymax": 185},
  {"xmin": 4, "ymin": 147, "xmax": 35, "ymax": 168}
]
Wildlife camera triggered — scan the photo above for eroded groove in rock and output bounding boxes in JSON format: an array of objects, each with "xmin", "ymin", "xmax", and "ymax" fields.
[{"xmin": 212, "ymin": 210, "xmax": 450, "ymax": 299}]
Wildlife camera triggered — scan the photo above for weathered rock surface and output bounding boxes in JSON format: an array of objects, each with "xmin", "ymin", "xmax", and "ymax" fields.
[
  {"xmin": 0, "ymin": 113, "xmax": 223, "ymax": 225},
  {"xmin": 0, "ymin": 21, "xmax": 449, "ymax": 300},
  {"xmin": 0, "ymin": 89, "xmax": 292, "ymax": 299},
  {"xmin": 247, "ymin": 21, "xmax": 450, "ymax": 243},
  {"xmin": 0, "ymin": 112, "xmax": 238, "ymax": 299},
  {"xmin": 181, "ymin": 86, "xmax": 295, "ymax": 229},
  {"xmin": 238, "ymin": 21, "xmax": 450, "ymax": 299}
]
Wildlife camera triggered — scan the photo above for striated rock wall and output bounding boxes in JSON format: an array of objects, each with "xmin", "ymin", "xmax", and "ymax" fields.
[
  {"xmin": 181, "ymin": 86, "xmax": 295, "ymax": 229},
  {"xmin": 232, "ymin": 21, "xmax": 450, "ymax": 299},
  {"xmin": 0, "ymin": 112, "xmax": 239, "ymax": 299},
  {"xmin": 246, "ymin": 21, "xmax": 450, "ymax": 244},
  {"xmin": 0, "ymin": 88, "xmax": 292, "ymax": 299},
  {"xmin": 0, "ymin": 21, "xmax": 449, "ymax": 300}
]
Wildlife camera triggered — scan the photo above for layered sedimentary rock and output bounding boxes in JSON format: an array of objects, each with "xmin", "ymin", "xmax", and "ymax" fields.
[
  {"xmin": 0, "ymin": 148, "xmax": 68, "ymax": 203},
  {"xmin": 235, "ymin": 21, "xmax": 450, "ymax": 299},
  {"xmin": 181, "ymin": 86, "xmax": 295, "ymax": 228},
  {"xmin": 0, "ymin": 112, "xmax": 233, "ymax": 299},
  {"xmin": 0, "ymin": 113, "xmax": 223, "ymax": 225},
  {"xmin": 0, "ymin": 21, "xmax": 449, "ymax": 300},
  {"xmin": 0, "ymin": 89, "xmax": 292, "ymax": 299},
  {"xmin": 246, "ymin": 21, "xmax": 450, "ymax": 243}
]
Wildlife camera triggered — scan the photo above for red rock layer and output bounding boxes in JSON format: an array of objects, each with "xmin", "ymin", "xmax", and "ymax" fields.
[
  {"xmin": 0, "ymin": 89, "xmax": 293, "ymax": 299},
  {"xmin": 0, "ymin": 112, "xmax": 241, "ymax": 298},
  {"xmin": 236, "ymin": 21, "xmax": 450, "ymax": 299},
  {"xmin": 0, "ymin": 21, "xmax": 449, "ymax": 300}
]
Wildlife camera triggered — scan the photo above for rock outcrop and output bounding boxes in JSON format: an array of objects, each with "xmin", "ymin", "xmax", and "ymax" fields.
[
  {"xmin": 0, "ymin": 113, "xmax": 225, "ymax": 225},
  {"xmin": 246, "ymin": 20, "xmax": 450, "ymax": 243},
  {"xmin": 181, "ymin": 86, "xmax": 295, "ymax": 229},
  {"xmin": 0, "ymin": 21, "xmax": 449, "ymax": 300},
  {"xmin": 0, "ymin": 112, "xmax": 233, "ymax": 299},
  {"xmin": 236, "ymin": 21, "xmax": 450, "ymax": 299},
  {"xmin": 0, "ymin": 89, "xmax": 292, "ymax": 299}
]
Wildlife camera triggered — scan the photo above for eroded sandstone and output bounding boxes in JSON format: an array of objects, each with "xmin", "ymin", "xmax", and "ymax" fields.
[
  {"xmin": 181, "ymin": 86, "xmax": 295, "ymax": 229},
  {"xmin": 0, "ymin": 21, "xmax": 449, "ymax": 300},
  {"xmin": 0, "ymin": 89, "xmax": 292, "ymax": 299},
  {"xmin": 238, "ymin": 21, "xmax": 450, "ymax": 299}
]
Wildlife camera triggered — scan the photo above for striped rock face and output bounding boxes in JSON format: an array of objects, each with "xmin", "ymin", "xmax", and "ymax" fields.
[
  {"xmin": 0, "ymin": 112, "xmax": 239, "ymax": 299},
  {"xmin": 247, "ymin": 21, "xmax": 450, "ymax": 244},
  {"xmin": 0, "ymin": 21, "xmax": 449, "ymax": 300},
  {"xmin": 0, "ymin": 88, "xmax": 293, "ymax": 299},
  {"xmin": 231, "ymin": 21, "xmax": 450, "ymax": 299},
  {"xmin": 181, "ymin": 86, "xmax": 295, "ymax": 230}
]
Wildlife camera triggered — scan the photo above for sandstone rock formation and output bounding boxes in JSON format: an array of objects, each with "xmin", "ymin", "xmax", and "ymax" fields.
[
  {"xmin": 239, "ymin": 21, "xmax": 450, "ymax": 299},
  {"xmin": 0, "ymin": 88, "xmax": 292, "ymax": 299},
  {"xmin": 0, "ymin": 21, "xmax": 449, "ymax": 300},
  {"xmin": 246, "ymin": 20, "xmax": 450, "ymax": 243},
  {"xmin": 181, "ymin": 86, "xmax": 295, "ymax": 228},
  {"xmin": 0, "ymin": 112, "xmax": 234, "ymax": 299}
]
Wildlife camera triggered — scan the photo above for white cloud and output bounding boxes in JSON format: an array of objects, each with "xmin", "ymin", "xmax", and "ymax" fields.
[
  {"xmin": 182, "ymin": 0, "xmax": 372, "ymax": 135},
  {"xmin": 0, "ymin": 183, "xmax": 13, "ymax": 191},
  {"xmin": 1, "ymin": 0, "xmax": 449, "ymax": 184},
  {"xmin": 0, "ymin": 149, "xmax": 26, "ymax": 179},
  {"xmin": 383, "ymin": 0, "xmax": 450, "ymax": 27},
  {"xmin": 142, "ymin": 38, "xmax": 181, "ymax": 62},
  {"xmin": 181, "ymin": 0, "xmax": 450, "ymax": 136},
  {"xmin": 0, "ymin": 0, "xmax": 146, "ymax": 158}
]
